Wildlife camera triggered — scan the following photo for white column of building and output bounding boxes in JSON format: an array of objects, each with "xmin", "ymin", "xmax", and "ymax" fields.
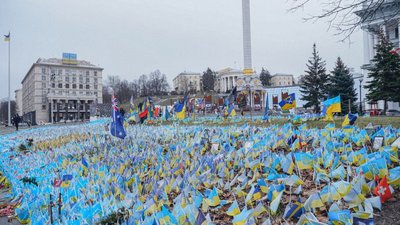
[
  {"xmin": 363, "ymin": 29, "xmax": 371, "ymax": 64},
  {"xmin": 222, "ymin": 77, "xmax": 227, "ymax": 92},
  {"xmin": 223, "ymin": 77, "xmax": 225, "ymax": 92},
  {"xmin": 398, "ymin": 22, "xmax": 400, "ymax": 47},
  {"xmin": 369, "ymin": 33, "xmax": 375, "ymax": 60}
]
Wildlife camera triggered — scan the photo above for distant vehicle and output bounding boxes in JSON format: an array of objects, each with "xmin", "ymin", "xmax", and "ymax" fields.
[
  {"xmin": 365, "ymin": 109, "xmax": 383, "ymax": 116},
  {"xmin": 386, "ymin": 109, "xmax": 400, "ymax": 116}
]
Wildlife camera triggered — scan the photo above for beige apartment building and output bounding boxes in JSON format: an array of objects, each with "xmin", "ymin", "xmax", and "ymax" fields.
[
  {"xmin": 21, "ymin": 54, "xmax": 103, "ymax": 124},
  {"xmin": 271, "ymin": 73, "xmax": 295, "ymax": 86},
  {"xmin": 173, "ymin": 72, "xmax": 202, "ymax": 94}
]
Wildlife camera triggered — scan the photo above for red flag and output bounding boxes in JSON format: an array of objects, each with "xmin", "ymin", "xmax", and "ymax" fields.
[
  {"xmin": 139, "ymin": 107, "xmax": 148, "ymax": 119},
  {"xmin": 373, "ymin": 176, "xmax": 392, "ymax": 203},
  {"xmin": 53, "ymin": 178, "xmax": 62, "ymax": 187},
  {"xmin": 154, "ymin": 107, "xmax": 160, "ymax": 118}
]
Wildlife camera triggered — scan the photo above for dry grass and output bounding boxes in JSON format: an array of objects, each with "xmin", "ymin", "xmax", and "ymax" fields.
[{"xmin": 152, "ymin": 116, "xmax": 400, "ymax": 129}]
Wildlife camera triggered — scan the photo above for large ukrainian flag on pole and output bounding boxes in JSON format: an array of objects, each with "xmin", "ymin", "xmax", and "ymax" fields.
[{"xmin": 323, "ymin": 95, "xmax": 341, "ymax": 121}]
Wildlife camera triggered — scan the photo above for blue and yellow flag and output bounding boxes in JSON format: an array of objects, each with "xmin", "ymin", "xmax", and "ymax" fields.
[
  {"xmin": 279, "ymin": 93, "xmax": 296, "ymax": 110},
  {"xmin": 283, "ymin": 197, "xmax": 305, "ymax": 219},
  {"xmin": 175, "ymin": 96, "xmax": 187, "ymax": 120},
  {"xmin": 228, "ymin": 104, "xmax": 236, "ymax": 117},
  {"xmin": 82, "ymin": 157, "xmax": 89, "ymax": 176},
  {"xmin": 4, "ymin": 32, "xmax": 10, "ymax": 42},
  {"xmin": 294, "ymin": 152, "xmax": 314, "ymax": 170},
  {"xmin": 323, "ymin": 95, "xmax": 341, "ymax": 121},
  {"xmin": 263, "ymin": 92, "xmax": 269, "ymax": 121},
  {"xmin": 227, "ymin": 200, "xmax": 240, "ymax": 216},
  {"xmin": 342, "ymin": 113, "xmax": 358, "ymax": 127}
]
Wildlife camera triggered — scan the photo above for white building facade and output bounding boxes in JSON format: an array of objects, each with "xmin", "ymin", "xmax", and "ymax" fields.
[
  {"xmin": 172, "ymin": 72, "xmax": 202, "ymax": 94},
  {"xmin": 14, "ymin": 89, "xmax": 23, "ymax": 116},
  {"xmin": 21, "ymin": 54, "xmax": 103, "ymax": 124},
  {"xmin": 355, "ymin": 1, "xmax": 400, "ymax": 111},
  {"xmin": 215, "ymin": 68, "xmax": 242, "ymax": 93}
]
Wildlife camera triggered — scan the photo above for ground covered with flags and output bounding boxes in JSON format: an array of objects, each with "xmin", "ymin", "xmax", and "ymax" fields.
[{"xmin": 0, "ymin": 118, "xmax": 400, "ymax": 224}]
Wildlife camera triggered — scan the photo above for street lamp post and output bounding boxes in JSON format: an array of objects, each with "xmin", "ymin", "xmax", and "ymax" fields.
[{"xmin": 359, "ymin": 78, "xmax": 363, "ymax": 115}]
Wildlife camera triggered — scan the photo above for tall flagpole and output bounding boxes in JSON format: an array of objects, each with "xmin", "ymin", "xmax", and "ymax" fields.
[{"xmin": 7, "ymin": 32, "xmax": 11, "ymax": 127}]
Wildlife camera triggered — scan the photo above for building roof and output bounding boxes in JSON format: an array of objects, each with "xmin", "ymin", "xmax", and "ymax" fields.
[
  {"xmin": 272, "ymin": 73, "xmax": 294, "ymax": 77},
  {"xmin": 354, "ymin": 1, "xmax": 400, "ymax": 22},
  {"xmin": 178, "ymin": 72, "xmax": 201, "ymax": 76},
  {"xmin": 216, "ymin": 67, "xmax": 242, "ymax": 76},
  {"xmin": 22, "ymin": 58, "xmax": 103, "ymax": 84}
]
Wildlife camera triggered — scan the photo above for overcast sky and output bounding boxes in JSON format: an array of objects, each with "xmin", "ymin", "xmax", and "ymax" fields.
[{"xmin": 0, "ymin": 0, "xmax": 364, "ymax": 99}]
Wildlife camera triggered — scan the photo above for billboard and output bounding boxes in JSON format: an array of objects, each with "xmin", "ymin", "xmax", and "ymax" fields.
[
  {"xmin": 272, "ymin": 94, "xmax": 279, "ymax": 105},
  {"xmin": 62, "ymin": 53, "xmax": 77, "ymax": 65},
  {"xmin": 281, "ymin": 89, "xmax": 288, "ymax": 100}
]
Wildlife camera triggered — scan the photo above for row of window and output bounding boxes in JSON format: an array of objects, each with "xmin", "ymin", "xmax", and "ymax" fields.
[
  {"xmin": 42, "ymin": 82, "xmax": 98, "ymax": 90},
  {"xmin": 41, "ymin": 74, "xmax": 98, "ymax": 83},
  {"xmin": 43, "ymin": 90, "xmax": 98, "ymax": 98},
  {"xmin": 41, "ymin": 68, "xmax": 98, "ymax": 77}
]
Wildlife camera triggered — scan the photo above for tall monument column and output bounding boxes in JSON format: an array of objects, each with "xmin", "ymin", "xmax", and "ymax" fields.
[{"xmin": 242, "ymin": 0, "xmax": 252, "ymax": 70}]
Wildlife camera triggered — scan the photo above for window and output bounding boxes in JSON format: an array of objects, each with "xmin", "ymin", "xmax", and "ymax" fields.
[
  {"xmin": 65, "ymin": 69, "xmax": 71, "ymax": 75},
  {"xmin": 86, "ymin": 71, "xmax": 89, "ymax": 76},
  {"xmin": 94, "ymin": 85, "xmax": 98, "ymax": 90},
  {"xmin": 52, "ymin": 83, "xmax": 55, "ymax": 88},
  {"xmin": 79, "ymin": 91, "xmax": 83, "ymax": 95},
  {"xmin": 86, "ymin": 91, "xmax": 90, "ymax": 95},
  {"xmin": 42, "ymin": 83, "xmax": 46, "ymax": 88},
  {"xmin": 42, "ymin": 97, "xmax": 46, "ymax": 103},
  {"xmin": 65, "ymin": 76, "xmax": 69, "ymax": 82},
  {"xmin": 58, "ymin": 69, "xmax": 62, "ymax": 75},
  {"xmin": 51, "ymin": 69, "xmax": 55, "ymax": 75},
  {"xmin": 79, "ymin": 84, "xmax": 83, "ymax": 89},
  {"xmin": 73, "ymin": 84, "xmax": 77, "ymax": 89},
  {"xmin": 65, "ymin": 84, "xmax": 70, "ymax": 89},
  {"xmin": 86, "ymin": 85, "xmax": 90, "ymax": 89},
  {"xmin": 94, "ymin": 78, "xmax": 98, "ymax": 83},
  {"xmin": 94, "ymin": 91, "xmax": 98, "ymax": 96},
  {"xmin": 42, "ymin": 68, "xmax": 46, "ymax": 74},
  {"xmin": 42, "ymin": 105, "xmax": 46, "ymax": 110},
  {"xmin": 86, "ymin": 78, "xmax": 90, "ymax": 83},
  {"xmin": 72, "ymin": 77, "xmax": 76, "ymax": 83},
  {"xmin": 94, "ymin": 71, "xmax": 97, "ymax": 76},
  {"xmin": 58, "ymin": 83, "xmax": 62, "ymax": 88},
  {"xmin": 79, "ymin": 76, "xmax": 83, "ymax": 83},
  {"xmin": 396, "ymin": 27, "xmax": 399, "ymax": 39},
  {"xmin": 42, "ymin": 75, "xmax": 46, "ymax": 81},
  {"xmin": 72, "ymin": 91, "xmax": 76, "ymax": 95}
]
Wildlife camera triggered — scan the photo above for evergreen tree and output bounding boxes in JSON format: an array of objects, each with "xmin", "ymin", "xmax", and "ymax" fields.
[
  {"xmin": 365, "ymin": 31, "xmax": 400, "ymax": 113},
  {"xmin": 259, "ymin": 67, "xmax": 272, "ymax": 87},
  {"xmin": 202, "ymin": 68, "xmax": 216, "ymax": 92},
  {"xmin": 329, "ymin": 57, "xmax": 357, "ymax": 114},
  {"xmin": 300, "ymin": 43, "xmax": 330, "ymax": 113}
]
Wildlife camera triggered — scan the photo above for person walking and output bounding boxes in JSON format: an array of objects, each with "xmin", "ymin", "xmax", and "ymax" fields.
[{"xmin": 12, "ymin": 114, "xmax": 21, "ymax": 131}]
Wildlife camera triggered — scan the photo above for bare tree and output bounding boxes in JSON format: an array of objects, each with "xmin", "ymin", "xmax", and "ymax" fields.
[
  {"xmin": 138, "ymin": 74, "xmax": 148, "ymax": 97},
  {"xmin": 107, "ymin": 75, "xmax": 121, "ymax": 94},
  {"xmin": 289, "ymin": 0, "xmax": 400, "ymax": 40}
]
